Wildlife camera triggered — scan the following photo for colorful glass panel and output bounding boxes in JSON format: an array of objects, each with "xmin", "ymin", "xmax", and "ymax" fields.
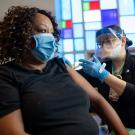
[
  {"xmin": 84, "ymin": 10, "xmax": 101, "ymax": 22},
  {"xmin": 66, "ymin": 20, "xmax": 72, "ymax": 28},
  {"xmin": 61, "ymin": 29, "xmax": 73, "ymax": 39},
  {"xmin": 73, "ymin": 23, "xmax": 83, "ymax": 38},
  {"xmin": 118, "ymin": 0, "xmax": 135, "ymax": 15},
  {"xmin": 63, "ymin": 39, "xmax": 74, "ymax": 52},
  {"xmin": 101, "ymin": 9, "xmax": 119, "ymax": 27},
  {"xmin": 83, "ymin": 2, "xmax": 90, "ymax": 10},
  {"xmin": 90, "ymin": 1, "xmax": 100, "ymax": 10},
  {"xmin": 71, "ymin": 0, "xmax": 83, "ymax": 23},
  {"xmin": 61, "ymin": 0, "xmax": 71, "ymax": 20},
  {"xmin": 84, "ymin": 22, "xmax": 101, "ymax": 30},
  {"xmin": 85, "ymin": 31, "xmax": 96, "ymax": 50},
  {"xmin": 120, "ymin": 16, "xmax": 135, "ymax": 33},
  {"xmin": 74, "ymin": 39, "xmax": 84, "ymax": 51},
  {"xmin": 61, "ymin": 21, "xmax": 66, "ymax": 28},
  {"xmin": 100, "ymin": 0, "xmax": 117, "ymax": 9}
]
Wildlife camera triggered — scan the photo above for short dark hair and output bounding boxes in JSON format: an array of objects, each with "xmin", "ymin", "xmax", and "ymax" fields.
[{"xmin": 0, "ymin": 6, "xmax": 60, "ymax": 64}]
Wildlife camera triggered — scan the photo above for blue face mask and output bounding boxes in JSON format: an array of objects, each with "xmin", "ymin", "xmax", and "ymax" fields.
[{"xmin": 32, "ymin": 33, "xmax": 57, "ymax": 63}]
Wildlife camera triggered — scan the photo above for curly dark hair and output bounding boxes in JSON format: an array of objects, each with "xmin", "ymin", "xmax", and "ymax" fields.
[{"xmin": 0, "ymin": 6, "xmax": 60, "ymax": 64}]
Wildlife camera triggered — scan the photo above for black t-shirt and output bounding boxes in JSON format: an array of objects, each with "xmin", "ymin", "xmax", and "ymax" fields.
[{"xmin": 0, "ymin": 58, "xmax": 98, "ymax": 135}]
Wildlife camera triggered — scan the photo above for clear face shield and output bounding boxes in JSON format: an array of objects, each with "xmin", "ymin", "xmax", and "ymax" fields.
[{"xmin": 95, "ymin": 28, "xmax": 123, "ymax": 61}]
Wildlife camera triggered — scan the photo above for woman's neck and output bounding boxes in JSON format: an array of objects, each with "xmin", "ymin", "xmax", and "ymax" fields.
[
  {"xmin": 112, "ymin": 51, "xmax": 126, "ymax": 71},
  {"xmin": 21, "ymin": 53, "xmax": 47, "ymax": 71},
  {"xmin": 22, "ymin": 51, "xmax": 58, "ymax": 71},
  {"xmin": 24, "ymin": 62, "xmax": 47, "ymax": 71}
]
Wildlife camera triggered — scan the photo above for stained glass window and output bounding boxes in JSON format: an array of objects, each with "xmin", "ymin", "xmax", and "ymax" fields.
[{"xmin": 55, "ymin": 0, "xmax": 135, "ymax": 65}]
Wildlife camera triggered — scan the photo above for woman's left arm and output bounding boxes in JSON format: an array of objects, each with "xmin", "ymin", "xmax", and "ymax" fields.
[
  {"xmin": 66, "ymin": 65, "xmax": 129, "ymax": 135},
  {"xmin": 104, "ymin": 74, "xmax": 126, "ymax": 95},
  {"xmin": 104, "ymin": 67, "xmax": 135, "ymax": 105}
]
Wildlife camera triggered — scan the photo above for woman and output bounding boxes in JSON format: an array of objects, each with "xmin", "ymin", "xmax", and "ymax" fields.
[
  {"xmin": 79, "ymin": 25, "xmax": 135, "ymax": 133},
  {"xmin": 0, "ymin": 6, "xmax": 129, "ymax": 135}
]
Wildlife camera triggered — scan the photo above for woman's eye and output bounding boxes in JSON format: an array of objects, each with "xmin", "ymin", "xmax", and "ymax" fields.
[
  {"xmin": 41, "ymin": 29, "xmax": 47, "ymax": 33},
  {"xmin": 37, "ymin": 29, "xmax": 47, "ymax": 33}
]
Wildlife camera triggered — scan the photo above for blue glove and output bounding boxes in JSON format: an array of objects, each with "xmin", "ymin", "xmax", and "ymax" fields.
[
  {"xmin": 58, "ymin": 55, "xmax": 72, "ymax": 67},
  {"xmin": 79, "ymin": 56, "xmax": 109, "ymax": 81},
  {"xmin": 63, "ymin": 57, "xmax": 72, "ymax": 67},
  {"xmin": 57, "ymin": 51, "xmax": 72, "ymax": 67}
]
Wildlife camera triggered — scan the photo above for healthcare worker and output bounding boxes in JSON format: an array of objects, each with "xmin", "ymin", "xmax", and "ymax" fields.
[{"xmin": 79, "ymin": 25, "xmax": 135, "ymax": 134}]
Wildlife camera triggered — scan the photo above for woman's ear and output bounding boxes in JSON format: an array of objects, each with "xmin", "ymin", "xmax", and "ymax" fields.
[{"xmin": 122, "ymin": 36, "xmax": 126, "ymax": 45}]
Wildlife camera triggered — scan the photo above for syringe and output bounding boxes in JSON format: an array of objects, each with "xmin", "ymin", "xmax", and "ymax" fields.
[
  {"xmin": 99, "ymin": 63, "xmax": 106, "ymax": 73},
  {"xmin": 74, "ymin": 57, "xmax": 93, "ymax": 69}
]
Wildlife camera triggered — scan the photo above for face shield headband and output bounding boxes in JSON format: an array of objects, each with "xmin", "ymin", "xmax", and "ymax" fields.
[{"xmin": 96, "ymin": 27, "xmax": 124, "ymax": 48}]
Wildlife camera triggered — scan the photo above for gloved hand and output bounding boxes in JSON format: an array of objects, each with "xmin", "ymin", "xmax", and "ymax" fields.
[
  {"xmin": 63, "ymin": 57, "xmax": 72, "ymax": 68},
  {"xmin": 57, "ymin": 50, "xmax": 72, "ymax": 68},
  {"xmin": 79, "ymin": 55, "xmax": 109, "ymax": 81},
  {"xmin": 58, "ymin": 54, "xmax": 72, "ymax": 68}
]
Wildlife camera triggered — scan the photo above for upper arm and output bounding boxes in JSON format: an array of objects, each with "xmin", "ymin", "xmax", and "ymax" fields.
[
  {"xmin": 0, "ymin": 73, "xmax": 21, "ymax": 117},
  {"xmin": 0, "ymin": 69, "xmax": 26, "ymax": 135},
  {"xmin": 65, "ymin": 65, "xmax": 101, "ymax": 102},
  {"xmin": 0, "ymin": 109, "xmax": 26, "ymax": 135}
]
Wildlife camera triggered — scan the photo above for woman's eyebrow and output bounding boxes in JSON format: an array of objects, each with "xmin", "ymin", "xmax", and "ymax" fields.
[
  {"xmin": 39, "ymin": 24, "xmax": 54, "ymax": 32},
  {"xmin": 38, "ymin": 24, "xmax": 48, "ymax": 28}
]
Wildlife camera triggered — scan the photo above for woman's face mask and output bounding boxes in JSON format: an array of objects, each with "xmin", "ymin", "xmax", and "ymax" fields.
[
  {"xmin": 32, "ymin": 33, "xmax": 57, "ymax": 63},
  {"xmin": 109, "ymin": 39, "xmax": 122, "ymax": 59},
  {"xmin": 96, "ymin": 38, "xmax": 122, "ymax": 60}
]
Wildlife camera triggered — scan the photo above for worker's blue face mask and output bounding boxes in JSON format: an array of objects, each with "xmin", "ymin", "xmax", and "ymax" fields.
[{"xmin": 32, "ymin": 33, "xmax": 57, "ymax": 63}]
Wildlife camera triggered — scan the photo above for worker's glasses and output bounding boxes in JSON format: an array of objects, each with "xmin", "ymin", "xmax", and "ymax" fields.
[{"xmin": 97, "ymin": 38, "xmax": 117, "ymax": 49}]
